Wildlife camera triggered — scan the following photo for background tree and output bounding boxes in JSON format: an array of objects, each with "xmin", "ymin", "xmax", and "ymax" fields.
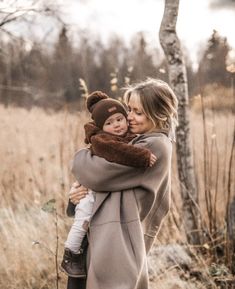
[
  {"xmin": 159, "ymin": 0, "xmax": 200, "ymax": 244},
  {"xmin": 0, "ymin": 0, "xmax": 65, "ymax": 108},
  {"xmin": 50, "ymin": 26, "xmax": 78, "ymax": 102},
  {"xmin": 94, "ymin": 36, "xmax": 125, "ymax": 95},
  {"xmin": 131, "ymin": 33, "xmax": 157, "ymax": 82},
  {"xmin": 198, "ymin": 30, "xmax": 230, "ymax": 88}
]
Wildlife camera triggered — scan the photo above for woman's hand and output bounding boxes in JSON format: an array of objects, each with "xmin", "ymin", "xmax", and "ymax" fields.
[
  {"xmin": 149, "ymin": 153, "xmax": 157, "ymax": 167},
  {"xmin": 69, "ymin": 181, "xmax": 88, "ymax": 205}
]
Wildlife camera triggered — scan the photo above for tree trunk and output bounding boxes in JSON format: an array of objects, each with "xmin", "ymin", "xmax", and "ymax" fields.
[{"xmin": 159, "ymin": 0, "xmax": 200, "ymax": 244}]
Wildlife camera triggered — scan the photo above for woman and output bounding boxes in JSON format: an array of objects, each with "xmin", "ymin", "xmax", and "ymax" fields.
[{"xmin": 67, "ymin": 78, "xmax": 178, "ymax": 289}]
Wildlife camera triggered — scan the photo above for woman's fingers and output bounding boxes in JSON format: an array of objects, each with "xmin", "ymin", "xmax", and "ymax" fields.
[
  {"xmin": 149, "ymin": 154, "xmax": 157, "ymax": 167},
  {"xmin": 69, "ymin": 184, "xmax": 88, "ymax": 205}
]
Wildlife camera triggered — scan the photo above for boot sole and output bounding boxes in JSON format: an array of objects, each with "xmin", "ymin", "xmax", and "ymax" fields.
[{"xmin": 60, "ymin": 265, "xmax": 86, "ymax": 278}]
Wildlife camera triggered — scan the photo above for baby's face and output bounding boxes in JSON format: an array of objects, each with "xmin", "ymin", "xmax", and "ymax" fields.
[{"xmin": 103, "ymin": 113, "xmax": 128, "ymax": 136}]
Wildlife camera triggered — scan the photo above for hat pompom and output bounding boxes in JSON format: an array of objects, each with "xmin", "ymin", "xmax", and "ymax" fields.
[{"xmin": 86, "ymin": 91, "xmax": 109, "ymax": 112}]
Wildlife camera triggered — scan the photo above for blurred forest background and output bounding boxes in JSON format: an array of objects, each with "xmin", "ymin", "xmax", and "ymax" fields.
[
  {"xmin": 0, "ymin": 0, "xmax": 234, "ymax": 289},
  {"xmin": 0, "ymin": 25, "xmax": 234, "ymax": 110}
]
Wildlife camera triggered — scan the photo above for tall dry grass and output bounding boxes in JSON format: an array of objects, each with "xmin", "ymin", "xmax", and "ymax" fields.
[
  {"xmin": 0, "ymin": 94, "xmax": 234, "ymax": 288},
  {"xmin": 0, "ymin": 105, "xmax": 88, "ymax": 289}
]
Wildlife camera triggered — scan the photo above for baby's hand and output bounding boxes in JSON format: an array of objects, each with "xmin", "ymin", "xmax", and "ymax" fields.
[{"xmin": 149, "ymin": 153, "xmax": 157, "ymax": 167}]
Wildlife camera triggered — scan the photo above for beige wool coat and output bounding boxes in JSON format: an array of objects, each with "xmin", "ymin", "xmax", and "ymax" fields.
[{"xmin": 71, "ymin": 130, "xmax": 173, "ymax": 289}]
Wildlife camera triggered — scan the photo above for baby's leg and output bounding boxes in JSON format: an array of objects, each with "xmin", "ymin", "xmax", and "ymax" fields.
[{"xmin": 65, "ymin": 191, "xmax": 94, "ymax": 253}]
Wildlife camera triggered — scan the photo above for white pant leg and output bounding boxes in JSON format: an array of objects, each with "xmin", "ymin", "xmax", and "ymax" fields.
[{"xmin": 65, "ymin": 190, "xmax": 95, "ymax": 253}]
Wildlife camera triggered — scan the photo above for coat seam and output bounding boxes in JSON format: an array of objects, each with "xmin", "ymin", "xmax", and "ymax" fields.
[{"xmin": 90, "ymin": 218, "xmax": 139, "ymax": 227}]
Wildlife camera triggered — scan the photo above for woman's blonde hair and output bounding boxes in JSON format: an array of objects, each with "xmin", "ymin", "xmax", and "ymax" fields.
[{"xmin": 124, "ymin": 78, "xmax": 178, "ymax": 131}]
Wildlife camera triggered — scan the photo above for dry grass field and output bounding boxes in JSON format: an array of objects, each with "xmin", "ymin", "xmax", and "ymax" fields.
[{"xmin": 0, "ymin": 94, "xmax": 234, "ymax": 288}]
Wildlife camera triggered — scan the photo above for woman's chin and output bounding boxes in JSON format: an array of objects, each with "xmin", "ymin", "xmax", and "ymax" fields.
[{"xmin": 129, "ymin": 126, "xmax": 138, "ymax": 134}]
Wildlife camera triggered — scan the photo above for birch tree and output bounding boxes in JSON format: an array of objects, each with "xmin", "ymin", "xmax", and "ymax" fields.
[{"xmin": 159, "ymin": 0, "xmax": 200, "ymax": 244}]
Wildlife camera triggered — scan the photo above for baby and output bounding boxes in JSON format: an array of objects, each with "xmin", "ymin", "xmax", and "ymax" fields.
[{"xmin": 61, "ymin": 91, "xmax": 157, "ymax": 278}]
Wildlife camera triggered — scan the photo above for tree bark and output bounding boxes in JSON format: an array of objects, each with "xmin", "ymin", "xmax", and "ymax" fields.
[{"xmin": 159, "ymin": 0, "xmax": 200, "ymax": 244}]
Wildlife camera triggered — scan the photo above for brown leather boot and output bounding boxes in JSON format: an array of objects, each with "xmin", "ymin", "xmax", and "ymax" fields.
[{"xmin": 61, "ymin": 248, "xmax": 86, "ymax": 278}]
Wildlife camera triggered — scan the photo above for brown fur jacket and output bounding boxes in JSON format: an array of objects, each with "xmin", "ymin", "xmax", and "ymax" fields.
[{"xmin": 84, "ymin": 121, "xmax": 152, "ymax": 168}]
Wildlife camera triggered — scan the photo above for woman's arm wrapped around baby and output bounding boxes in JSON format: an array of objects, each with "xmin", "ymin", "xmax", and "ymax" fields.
[{"xmin": 72, "ymin": 134, "xmax": 170, "ymax": 192}]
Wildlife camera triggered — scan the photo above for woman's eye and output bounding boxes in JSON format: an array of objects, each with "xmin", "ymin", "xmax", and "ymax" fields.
[{"xmin": 136, "ymin": 111, "xmax": 142, "ymax": 115}]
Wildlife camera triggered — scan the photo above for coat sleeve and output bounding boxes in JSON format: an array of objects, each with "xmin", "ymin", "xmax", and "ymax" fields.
[
  {"xmin": 90, "ymin": 134, "xmax": 151, "ymax": 168},
  {"xmin": 71, "ymin": 148, "xmax": 146, "ymax": 192}
]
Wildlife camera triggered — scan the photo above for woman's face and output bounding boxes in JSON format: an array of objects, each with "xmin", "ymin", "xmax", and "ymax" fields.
[{"xmin": 127, "ymin": 94, "xmax": 154, "ymax": 134}]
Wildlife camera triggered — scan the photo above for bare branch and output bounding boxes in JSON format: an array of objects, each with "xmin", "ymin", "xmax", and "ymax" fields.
[{"xmin": 0, "ymin": 0, "xmax": 66, "ymax": 32}]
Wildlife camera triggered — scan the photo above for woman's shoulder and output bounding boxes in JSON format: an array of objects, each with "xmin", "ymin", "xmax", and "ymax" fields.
[
  {"xmin": 133, "ymin": 132, "xmax": 171, "ymax": 145},
  {"xmin": 134, "ymin": 132, "xmax": 172, "ymax": 156}
]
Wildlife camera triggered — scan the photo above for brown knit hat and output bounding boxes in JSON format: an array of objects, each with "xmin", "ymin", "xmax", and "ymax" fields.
[{"xmin": 86, "ymin": 91, "xmax": 127, "ymax": 128}]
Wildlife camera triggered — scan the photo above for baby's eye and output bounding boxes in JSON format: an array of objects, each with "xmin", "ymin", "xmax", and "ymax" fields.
[{"xmin": 105, "ymin": 122, "xmax": 111, "ymax": 126}]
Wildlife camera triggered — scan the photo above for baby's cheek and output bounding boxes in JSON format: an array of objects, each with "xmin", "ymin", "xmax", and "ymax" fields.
[{"xmin": 124, "ymin": 123, "xmax": 129, "ymax": 131}]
